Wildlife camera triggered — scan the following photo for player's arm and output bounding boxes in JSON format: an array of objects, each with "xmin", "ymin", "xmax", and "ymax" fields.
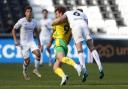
[
  {"xmin": 12, "ymin": 20, "xmax": 21, "ymax": 46},
  {"xmin": 67, "ymin": 33, "xmax": 72, "ymax": 44},
  {"xmin": 12, "ymin": 28, "xmax": 19, "ymax": 45},
  {"xmin": 52, "ymin": 15, "xmax": 67, "ymax": 26},
  {"xmin": 34, "ymin": 28, "xmax": 41, "ymax": 48},
  {"xmin": 47, "ymin": 37, "xmax": 54, "ymax": 51}
]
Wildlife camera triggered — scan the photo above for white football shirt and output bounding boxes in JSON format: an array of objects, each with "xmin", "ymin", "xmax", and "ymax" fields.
[
  {"xmin": 39, "ymin": 18, "xmax": 52, "ymax": 38},
  {"xmin": 14, "ymin": 17, "xmax": 39, "ymax": 44},
  {"xmin": 64, "ymin": 10, "xmax": 88, "ymax": 28}
]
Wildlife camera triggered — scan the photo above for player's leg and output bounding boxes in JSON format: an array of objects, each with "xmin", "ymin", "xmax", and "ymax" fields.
[
  {"xmin": 39, "ymin": 37, "xmax": 45, "ymax": 65},
  {"xmin": 75, "ymin": 42, "xmax": 88, "ymax": 82},
  {"xmin": 23, "ymin": 58, "xmax": 30, "ymax": 80},
  {"xmin": 72, "ymin": 27, "xmax": 88, "ymax": 82},
  {"xmin": 53, "ymin": 60, "xmax": 68, "ymax": 86},
  {"xmin": 82, "ymin": 22, "xmax": 104, "ymax": 79},
  {"xmin": 46, "ymin": 38, "xmax": 53, "ymax": 66},
  {"xmin": 40, "ymin": 45, "xmax": 44, "ymax": 65},
  {"xmin": 32, "ymin": 49, "xmax": 42, "ymax": 78},
  {"xmin": 54, "ymin": 48, "xmax": 68, "ymax": 86},
  {"xmin": 21, "ymin": 46, "xmax": 30, "ymax": 80},
  {"xmin": 86, "ymin": 39, "xmax": 104, "ymax": 79},
  {"xmin": 56, "ymin": 39, "xmax": 82, "ymax": 76}
]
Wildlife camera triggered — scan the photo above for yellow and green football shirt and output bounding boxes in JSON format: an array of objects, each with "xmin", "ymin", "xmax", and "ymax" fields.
[
  {"xmin": 52, "ymin": 22, "xmax": 71, "ymax": 55},
  {"xmin": 52, "ymin": 22, "xmax": 71, "ymax": 44}
]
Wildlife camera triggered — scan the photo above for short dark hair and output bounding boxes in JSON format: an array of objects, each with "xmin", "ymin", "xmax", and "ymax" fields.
[
  {"xmin": 42, "ymin": 9, "xmax": 48, "ymax": 13},
  {"xmin": 24, "ymin": 6, "xmax": 32, "ymax": 12},
  {"xmin": 77, "ymin": 9, "xmax": 83, "ymax": 12},
  {"xmin": 55, "ymin": 6, "xmax": 67, "ymax": 14}
]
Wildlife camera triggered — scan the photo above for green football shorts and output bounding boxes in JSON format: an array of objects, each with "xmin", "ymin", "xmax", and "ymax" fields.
[{"xmin": 54, "ymin": 39, "xmax": 68, "ymax": 56}]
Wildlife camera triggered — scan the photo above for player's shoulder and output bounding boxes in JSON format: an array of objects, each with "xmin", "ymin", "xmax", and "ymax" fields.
[
  {"xmin": 32, "ymin": 18, "xmax": 37, "ymax": 22},
  {"xmin": 17, "ymin": 17, "xmax": 26, "ymax": 22},
  {"xmin": 32, "ymin": 18, "xmax": 39, "ymax": 25}
]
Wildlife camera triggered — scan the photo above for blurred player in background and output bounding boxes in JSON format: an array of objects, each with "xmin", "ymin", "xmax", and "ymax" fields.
[
  {"xmin": 39, "ymin": 9, "xmax": 53, "ymax": 66},
  {"xmin": 47, "ymin": 6, "xmax": 82, "ymax": 86},
  {"xmin": 52, "ymin": 8, "xmax": 104, "ymax": 80},
  {"xmin": 12, "ymin": 6, "xmax": 41, "ymax": 80}
]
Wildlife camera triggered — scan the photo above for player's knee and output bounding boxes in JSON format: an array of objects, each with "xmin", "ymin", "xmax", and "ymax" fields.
[
  {"xmin": 77, "ymin": 50, "xmax": 83, "ymax": 54},
  {"xmin": 24, "ymin": 58, "xmax": 30, "ymax": 65},
  {"xmin": 56, "ymin": 53, "xmax": 64, "ymax": 61},
  {"xmin": 89, "ymin": 47, "xmax": 95, "ymax": 52},
  {"xmin": 53, "ymin": 61, "xmax": 61, "ymax": 71},
  {"xmin": 35, "ymin": 50, "xmax": 41, "ymax": 59}
]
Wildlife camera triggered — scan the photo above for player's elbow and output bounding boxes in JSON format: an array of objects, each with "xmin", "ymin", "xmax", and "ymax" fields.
[{"xmin": 12, "ymin": 28, "xmax": 16, "ymax": 35}]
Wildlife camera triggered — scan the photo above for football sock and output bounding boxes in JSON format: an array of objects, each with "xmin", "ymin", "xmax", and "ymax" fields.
[
  {"xmin": 91, "ymin": 50, "xmax": 103, "ymax": 71},
  {"xmin": 23, "ymin": 60, "xmax": 29, "ymax": 70},
  {"xmin": 61, "ymin": 57, "xmax": 76, "ymax": 67},
  {"xmin": 40, "ymin": 53, "xmax": 43, "ymax": 64},
  {"xmin": 54, "ymin": 67, "xmax": 65, "ymax": 78},
  {"xmin": 78, "ymin": 52, "xmax": 87, "ymax": 73},
  {"xmin": 34, "ymin": 59, "xmax": 40, "ymax": 70},
  {"xmin": 78, "ymin": 52, "xmax": 86, "ymax": 68}
]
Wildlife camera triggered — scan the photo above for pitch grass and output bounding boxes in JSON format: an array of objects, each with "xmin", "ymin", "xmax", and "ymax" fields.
[{"xmin": 0, "ymin": 63, "xmax": 128, "ymax": 89}]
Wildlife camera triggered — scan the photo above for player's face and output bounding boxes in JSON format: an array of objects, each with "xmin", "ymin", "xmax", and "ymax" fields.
[
  {"xmin": 55, "ymin": 11, "xmax": 62, "ymax": 18},
  {"xmin": 43, "ymin": 11, "xmax": 48, "ymax": 18},
  {"xmin": 25, "ymin": 9, "xmax": 32, "ymax": 18}
]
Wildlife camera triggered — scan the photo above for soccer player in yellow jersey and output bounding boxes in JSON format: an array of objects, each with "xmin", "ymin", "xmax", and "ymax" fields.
[{"xmin": 47, "ymin": 6, "xmax": 82, "ymax": 86}]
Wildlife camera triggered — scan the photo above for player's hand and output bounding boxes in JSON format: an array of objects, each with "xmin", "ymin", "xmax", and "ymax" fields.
[{"xmin": 15, "ymin": 41, "xmax": 20, "ymax": 46}]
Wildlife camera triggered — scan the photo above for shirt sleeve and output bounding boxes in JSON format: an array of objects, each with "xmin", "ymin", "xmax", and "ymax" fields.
[{"xmin": 13, "ymin": 19, "xmax": 22, "ymax": 29}]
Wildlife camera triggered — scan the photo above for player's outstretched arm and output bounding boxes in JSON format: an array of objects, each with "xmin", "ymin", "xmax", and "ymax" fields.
[{"xmin": 52, "ymin": 15, "xmax": 67, "ymax": 26}]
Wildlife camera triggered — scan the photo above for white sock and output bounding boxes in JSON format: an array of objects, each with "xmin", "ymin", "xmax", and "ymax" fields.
[
  {"xmin": 34, "ymin": 59, "xmax": 40, "ymax": 70},
  {"xmin": 40, "ymin": 53, "xmax": 43, "ymax": 64},
  {"xmin": 91, "ymin": 50, "xmax": 103, "ymax": 71},
  {"xmin": 46, "ymin": 49, "xmax": 52, "ymax": 64},
  {"xmin": 78, "ymin": 52, "xmax": 87, "ymax": 73},
  {"xmin": 23, "ymin": 61, "xmax": 28, "ymax": 71}
]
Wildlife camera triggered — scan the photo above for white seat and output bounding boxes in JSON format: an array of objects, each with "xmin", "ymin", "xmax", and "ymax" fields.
[{"xmin": 104, "ymin": 20, "xmax": 118, "ymax": 35}]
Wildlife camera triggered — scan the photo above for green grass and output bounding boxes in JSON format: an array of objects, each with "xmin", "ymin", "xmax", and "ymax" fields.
[{"xmin": 0, "ymin": 63, "xmax": 128, "ymax": 89}]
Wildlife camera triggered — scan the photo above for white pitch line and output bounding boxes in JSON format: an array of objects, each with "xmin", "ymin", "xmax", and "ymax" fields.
[{"xmin": 0, "ymin": 84, "xmax": 128, "ymax": 88}]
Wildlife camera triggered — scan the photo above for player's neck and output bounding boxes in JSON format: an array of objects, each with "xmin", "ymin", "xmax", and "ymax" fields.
[
  {"xmin": 44, "ymin": 16, "xmax": 48, "ymax": 19},
  {"xmin": 26, "ymin": 17, "xmax": 32, "ymax": 22}
]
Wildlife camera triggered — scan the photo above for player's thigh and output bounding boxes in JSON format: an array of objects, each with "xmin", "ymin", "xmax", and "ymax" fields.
[
  {"xmin": 72, "ymin": 27, "xmax": 84, "ymax": 44},
  {"xmin": 21, "ymin": 45, "xmax": 30, "ymax": 59},
  {"xmin": 54, "ymin": 46, "xmax": 66, "ymax": 61},
  {"xmin": 30, "ymin": 42, "xmax": 41, "ymax": 58},
  {"xmin": 82, "ymin": 25, "xmax": 92, "ymax": 41}
]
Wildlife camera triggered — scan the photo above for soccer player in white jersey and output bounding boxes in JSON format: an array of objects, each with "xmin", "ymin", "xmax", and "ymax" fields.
[
  {"xmin": 52, "ymin": 8, "xmax": 104, "ymax": 82},
  {"xmin": 39, "ymin": 9, "xmax": 53, "ymax": 65},
  {"xmin": 12, "ymin": 6, "xmax": 42, "ymax": 80}
]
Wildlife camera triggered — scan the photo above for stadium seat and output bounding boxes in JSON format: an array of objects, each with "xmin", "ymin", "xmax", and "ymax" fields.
[
  {"xmin": 107, "ymin": 0, "xmax": 116, "ymax": 6},
  {"xmin": 76, "ymin": 0, "xmax": 86, "ymax": 6},
  {"xmin": 104, "ymin": 19, "xmax": 118, "ymax": 35},
  {"xmin": 52, "ymin": 0, "xmax": 65, "ymax": 5},
  {"xmin": 86, "ymin": 0, "xmax": 96, "ymax": 6},
  {"xmin": 64, "ymin": 0, "xmax": 75, "ymax": 6}
]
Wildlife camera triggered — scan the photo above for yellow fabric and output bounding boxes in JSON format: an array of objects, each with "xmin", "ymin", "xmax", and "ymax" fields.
[
  {"xmin": 56, "ymin": 39, "xmax": 60, "ymax": 46},
  {"xmin": 52, "ymin": 22, "xmax": 71, "ymax": 44},
  {"xmin": 61, "ymin": 57, "xmax": 76, "ymax": 67},
  {"xmin": 54, "ymin": 67, "xmax": 65, "ymax": 78}
]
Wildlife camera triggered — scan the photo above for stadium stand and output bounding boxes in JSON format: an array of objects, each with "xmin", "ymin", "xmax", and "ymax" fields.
[
  {"xmin": 0, "ymin": 0, "xmax": 128, "ymax": 37},
  {"xmin": 28, "ymin": 0, "xmax": 128, "ymax": 36},
  {"xmin": 0, "ymin": 0, "xmax": 29, "ymax": 35}
]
